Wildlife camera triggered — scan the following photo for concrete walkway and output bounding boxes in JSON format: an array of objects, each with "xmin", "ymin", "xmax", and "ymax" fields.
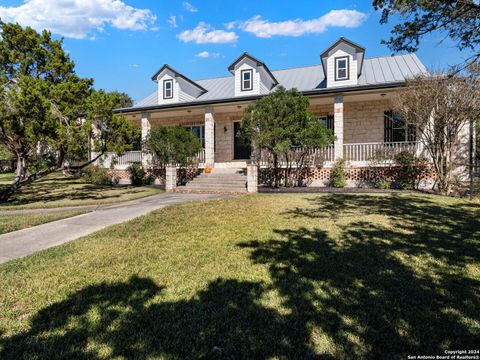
[{"xmin": 0, "ymin": 193, "xmax": 229, "ymax": 264}]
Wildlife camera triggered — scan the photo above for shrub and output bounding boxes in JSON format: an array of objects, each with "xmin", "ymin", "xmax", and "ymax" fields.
[
  {"xmin": 375, "ymin": 180, "xmax": 392, "ymax": 189},
  {"xmin": 83, "ymin": 165, "xmax": 114, "ymax": 186},
  {"xmin": 331, "ymin": 158, "xmax": 348, "ymax": 188},
  {"xmin": 394, "ymin": 151, "xmax": 425, "ymax": 190},
  {"xmin": 127, "ymin": 162, "xmax": 154, "ymax": 186}
]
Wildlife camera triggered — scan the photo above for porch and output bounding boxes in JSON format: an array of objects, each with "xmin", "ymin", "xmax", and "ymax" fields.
[{"xmin": 104, "ymin": 90, "xmax": 424, "ymax": 171}]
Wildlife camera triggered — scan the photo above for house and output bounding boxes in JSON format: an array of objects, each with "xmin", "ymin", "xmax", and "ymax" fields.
[{"xmin": 107, "ymin": 37, "xmax": 446, "ymax": 191}]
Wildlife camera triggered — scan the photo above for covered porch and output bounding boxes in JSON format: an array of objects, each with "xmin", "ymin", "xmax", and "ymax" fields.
[{"xmin": 108, "ymin": 89, "xmax": 421, "ymax": 170}]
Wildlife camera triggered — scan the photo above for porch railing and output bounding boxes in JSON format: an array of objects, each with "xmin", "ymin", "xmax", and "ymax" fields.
[
  {"xmin": 259, "ymin": 145, "xmax": 335, "ymax": 167},
  {"xmin": 112, "ymin": 151, "xmax": 143, "ymax": 166},
  {"xmin": 343, "ymin": 141, "xmax": 420, "ymax": 162}
]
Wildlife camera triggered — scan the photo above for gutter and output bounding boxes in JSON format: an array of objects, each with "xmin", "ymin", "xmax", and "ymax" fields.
[{"xmin": 113, "ymin": 81, "xmax": 405, "ymax": 114}]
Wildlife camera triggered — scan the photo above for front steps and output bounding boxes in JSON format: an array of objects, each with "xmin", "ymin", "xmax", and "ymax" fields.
[{"xmin": 179, "ymin": 167, "xmax": 247, "ymax": 194}]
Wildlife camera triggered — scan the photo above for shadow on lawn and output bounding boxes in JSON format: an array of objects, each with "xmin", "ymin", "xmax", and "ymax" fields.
[
  {"xmin": 1, "ymin": 195, "xmax": 479, "ymax": 359},
  {"xmin": 239, "ymin": 194, "xmax": 480, "ymax": 357},
  {"xmin": 4, "ymin": 176, "xmax": 146, "ymax": 205}
]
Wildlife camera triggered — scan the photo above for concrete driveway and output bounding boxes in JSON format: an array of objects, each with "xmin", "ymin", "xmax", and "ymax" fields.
[{"xmin": 0, "ymin": 193, "xmax": 230, "ymax": 264}]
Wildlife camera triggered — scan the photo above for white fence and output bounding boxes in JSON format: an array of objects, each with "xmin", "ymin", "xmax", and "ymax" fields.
[{"xmin": 343, "ymin": 142, "xmax": 420, "ymax": 162}]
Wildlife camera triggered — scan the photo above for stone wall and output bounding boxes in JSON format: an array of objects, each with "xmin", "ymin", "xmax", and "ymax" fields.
[
  {"xmin": 344, "ymin": 99, "xmax": 390, "ymax": 144},
  {"xmin": 213, "ymin": 111, "xmax": 243, "ymax": 162}
]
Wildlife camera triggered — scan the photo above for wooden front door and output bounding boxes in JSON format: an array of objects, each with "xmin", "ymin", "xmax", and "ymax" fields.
[{"xmin": 233, "ymin": 121, "xmax": 251, "ymax": 160}]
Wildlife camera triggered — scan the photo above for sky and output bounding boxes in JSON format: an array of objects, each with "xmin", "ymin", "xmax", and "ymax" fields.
[{"xmin": 0, "ymin": 0, "xmax": 470, "ymax": 103}]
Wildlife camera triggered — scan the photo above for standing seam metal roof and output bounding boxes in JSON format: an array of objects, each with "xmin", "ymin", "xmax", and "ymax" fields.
[{"xmin": 134, "ymin": 53, "xmax": 427, "ymax": 109}]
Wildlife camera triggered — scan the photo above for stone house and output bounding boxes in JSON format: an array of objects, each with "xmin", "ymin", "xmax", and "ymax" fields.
[{"xmin": 104, "ymin": 37, "xmax": 452, "ymax": 192}]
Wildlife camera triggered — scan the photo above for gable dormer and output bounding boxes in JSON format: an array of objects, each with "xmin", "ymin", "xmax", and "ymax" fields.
[
  {"xmin": 228, "ymin": 52, "xmax": 278, "ymax": 97},
  {"xmin": 151, "ymin": 65, "xmax": 207, "ymax": 105},
  {"xmin": 320, "ymin": 37, "xmax": 365, "ymax": 88}
]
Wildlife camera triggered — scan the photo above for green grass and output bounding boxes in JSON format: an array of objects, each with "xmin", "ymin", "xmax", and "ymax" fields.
[
  {"xmin": 0, "ymin": 173, "xmax": 15, "ymax": 185},
  {"xmin": 0, "ymin": 211, "xmax": 88, "ymax": 235},
  {"xmin": 0, "ymin": 194, "xmax": 478, "ymax": 359},
  {"xmin": 0, "ymin": 173, "xmax": 162, "ymax": 209}
]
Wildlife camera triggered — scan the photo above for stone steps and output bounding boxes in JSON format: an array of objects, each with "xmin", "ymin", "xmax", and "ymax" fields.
[{"xmin": 180, "ymin": 167, "xmax": 247, "ymax": 193}]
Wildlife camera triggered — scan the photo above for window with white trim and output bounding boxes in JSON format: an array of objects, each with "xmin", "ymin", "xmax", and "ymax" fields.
[
  {"xmin": 241, "ymin": 69, "xmax": 253, "ymax": 91},
  {"xmin": 163, "ymin": 79, "xmax": 173, "ymax": 99},
  {"xmin": 335, "ymin": 56, "xmax": 349, "ymax": 81}
]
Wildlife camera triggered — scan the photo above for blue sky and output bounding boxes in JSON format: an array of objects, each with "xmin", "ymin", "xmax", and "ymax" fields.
[{"xmin": 0, "ymin": 0, "xmax": 469, "ymax": 103}]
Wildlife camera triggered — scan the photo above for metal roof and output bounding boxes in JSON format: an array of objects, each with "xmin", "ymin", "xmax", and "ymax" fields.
[{"xmin": 129, "ymin": 53, "xmax": 427, "ymax": 111}]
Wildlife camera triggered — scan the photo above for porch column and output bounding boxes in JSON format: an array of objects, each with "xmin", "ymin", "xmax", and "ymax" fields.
[
  {"xmin": 334, "ymin": 95, "xmax": 344, "ymax": 160},
  {"xmin": 141, "ymin": 112, "xmax": 152, "ymax": 168},
  {"xmin": 204, "ymin": 107, "xmax": 215, "ymax": 166}
]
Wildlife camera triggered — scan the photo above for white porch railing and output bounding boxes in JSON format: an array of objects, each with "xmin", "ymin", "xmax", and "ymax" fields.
[
  {"xmin": 113, "ymin": 151, "xmax": 143, "ymax": 165},
  {"xmin": 259, "ymin": 145, "xmax": 335, "ymax": 167},
  {"xmin": 343, "ymin": 141, "xmax": 420, "ymax": 162}
]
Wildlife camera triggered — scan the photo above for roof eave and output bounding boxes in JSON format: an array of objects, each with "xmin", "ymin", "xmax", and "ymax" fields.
[{"xmin": 114, "ymin": 82, "xmax": 405, "ymax": 114}]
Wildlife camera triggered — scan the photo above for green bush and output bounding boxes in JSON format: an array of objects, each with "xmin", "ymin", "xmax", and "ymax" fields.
[
  {"xmin": 375, "ymin": 180, "xmax": 392, "ymax": 189},
  {"xmin": 331, "ymin": 158, "xmax": 348, "ymax": 188},
  {"xmin": 83, "ymin": 165, "xmax": 115, "ymax": 186},
  {"xmin": 394, "ymin": 151, "xmax": 424, "ymax": 190},
  {"xmin": 127, "ymin": 162, "xmax": 154, "ymax": 186}
]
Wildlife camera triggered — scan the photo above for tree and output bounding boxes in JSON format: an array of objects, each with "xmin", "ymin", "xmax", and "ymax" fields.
[
  {"xmin": 392, "ymin": 73, "xmax": 480, "ymax": 194},
  {"xmin": 145, "ymin": 126, "xmax": 202, "ymax": 184},
  {"xmin": 241, "ymin": 86, "xmax": 334, "ymax": 187},
  {"xmin": 0, "ymin": 21, "xmax": 136, "ymax": 202},
  {"xmin": 373, "ymin": 0, "xmax": 480, "ymax": 71}
]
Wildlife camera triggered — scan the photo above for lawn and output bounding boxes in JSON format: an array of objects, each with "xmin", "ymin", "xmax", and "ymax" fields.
[
  {"xmin": 0, "ymin": 194, "xmax": 478, "ymax": 358},
  {"xmin": 0, "ymin": 211, "xmax": 88, "ymax": 235},
  {"xmin": 0, "ymin": 172, "xmax": 15, "ymax": 185},
  {"xmin": 0, "ymin": 173, "xmax": 162, "ymax": 209}
]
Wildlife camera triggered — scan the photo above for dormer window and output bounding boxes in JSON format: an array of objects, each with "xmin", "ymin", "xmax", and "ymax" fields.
[
  {"xmin": 335, "ymin": 56, "xmax": 349, "ymax": 81},
  {"xmin": 241, "ymin": 69, "xmax": 253, "ymax": 91},
  {"xmin": 163, "ymin": 79, "xmax": 173, "ymax": 99}
]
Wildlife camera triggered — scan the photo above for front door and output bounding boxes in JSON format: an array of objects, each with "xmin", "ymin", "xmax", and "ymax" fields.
[{"xmin": 233, "ymin": 121, "xmax": 251, "ymax": 160}]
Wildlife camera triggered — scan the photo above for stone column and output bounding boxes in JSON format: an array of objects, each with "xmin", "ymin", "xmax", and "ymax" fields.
[
  {"xmin": 204, "ymin": 107, "xmax": 215, "ymax": 167},
  {"xmin": 334, "ymin": 95, "xmax": 344, "ymax": 160},
  {"xmin": 141, "ymin": 112, "xmax": 152, "ymax": 168},
  {"xmin": 247, "ymin": 164, "xmax": 258, "ymax": 193},
  {"xmin": 165, "ymin": 165, "xmax": 177, "ymax": 192}
]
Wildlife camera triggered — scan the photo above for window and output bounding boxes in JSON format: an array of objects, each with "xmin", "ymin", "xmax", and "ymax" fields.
[
  {"xmin": 163, "ymin": 79, "xmax": 173, "ymax": 99},
  {"xmin": 185, "ymin": 125, "xmax": 205, "ymax": 148},
  {"xmin": 319, "ymin": 115, "xmax": 334, "ymax": 131},
  {"xmin": 384, "ymin": 110, "xmax": 416, "ymax": 142},
  {"xmin": 335, "ymin": 56, "xmax": 349, "ymax": 81},
  {"xmin": 241, "ymin": 69, "xmax": 253, "ymax": 91}
]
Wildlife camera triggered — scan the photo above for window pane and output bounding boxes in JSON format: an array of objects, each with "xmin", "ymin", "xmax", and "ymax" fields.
[
  {"xmin": 338, "ymin": 59, "xmax": 346, "ymax": 69},
  {"xmin": 243, "ymin": 71, "xmax": 251, "ymax": 80},
  {"xmin": 338, "ymin": 69, "xmax": 346, "ymax": 79},
  {"xmin": 191, "ymin": 126, "xmax": 201, "ymax": 139},
  {"xmin": 392, "ymin": 128, "xmax": 406, "ymax": 142}
]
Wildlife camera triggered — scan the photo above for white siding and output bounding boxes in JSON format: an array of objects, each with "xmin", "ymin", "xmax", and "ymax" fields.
[
  {"xmin": 234, "ymin": 58, "xmax": 261, "ymax": 97},
  {"xmin": 326, "ymin": 43, "xmax": 358, "ymax": 88},
  {"xmin": 157, "ymin": 71, "xmax": 179, "ymax": 105}
]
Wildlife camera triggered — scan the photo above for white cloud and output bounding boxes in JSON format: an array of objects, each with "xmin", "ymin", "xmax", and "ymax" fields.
[
  {"xmin": 0, "ymin": 0, "xmax": 157, "ymax": 39},
  {"xmin": 195, "ymin": 51, "xmax": 220, "ymax": 58},
  {"xmin": 178, "ymin": 22, "xmax": 238, "ymax": 44},
  {"xmin": 182, "ymin": 2, "xmax": 198, "ymax": 13},
  {"xmin": 167, "ymin": 15, "xmax": 178, "ymax": 28},
  {"xmin": 129, "ymin": 63, "xmax": 139, "ymax": 68},
  {"xmin": 236, "ymin": 10, "xmax": 367, "ymax": 38}
]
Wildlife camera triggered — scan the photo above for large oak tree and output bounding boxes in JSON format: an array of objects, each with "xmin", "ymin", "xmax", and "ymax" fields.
[{"xmin": 0, "ymin": 21, "xmax": 136, "ymax": 202}]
